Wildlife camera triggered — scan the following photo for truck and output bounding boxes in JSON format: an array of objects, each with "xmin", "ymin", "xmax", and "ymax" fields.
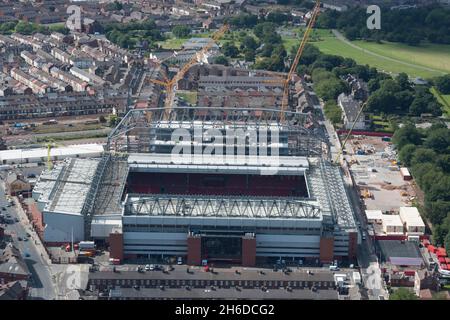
[{"xmin": 79, "ymin": 241, "xmax": 95, "ymax": 251}]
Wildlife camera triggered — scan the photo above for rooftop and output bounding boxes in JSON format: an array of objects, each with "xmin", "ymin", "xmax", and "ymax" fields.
[
  {"xmin": 128, "ymin": 153, "xmax": 309, "ymax": 176},
  {"xmin": 33, "ymin": 158, "xmax": 100, "ymax": 215},
  {"xmin": 399, "ymin": 207, "xmax": 425, "ymax": 228},
  {"xmin": 0, "ymin": 144, "xmax": 104, "ymax": 164},
  {"xmin": 124, "ymin": 194, "xmax": 321, "ymax": 219},
  {"xmin": 378, "ymin": 240, "xmax": 423, "ymax": 262},
  {"xmin": 106, "ymin": 287, "xmax": 338, "ymax": 300}
]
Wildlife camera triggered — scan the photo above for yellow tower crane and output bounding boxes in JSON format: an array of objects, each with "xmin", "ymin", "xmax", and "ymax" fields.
[
  {"xmin": 262, "ymin": 0, "xmax": 321, "ymax": 123},
  {"xmin": 45, "ymin": 139, "xmax": 56, "ymax": 171},
  {"xmin": 150, "ymin": 24, "xmax": 229, "ymax": 121}
]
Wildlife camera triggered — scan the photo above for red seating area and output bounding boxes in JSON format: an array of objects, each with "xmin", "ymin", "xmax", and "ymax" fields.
[{"xmin": 127, "ymin": 172, "xmax": 308, "ymax": 198}]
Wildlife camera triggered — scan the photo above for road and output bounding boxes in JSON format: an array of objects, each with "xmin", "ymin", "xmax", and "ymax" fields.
[
  {"xmin": 0, "ymin": 177, "xmax": 56, "ymax": 300},
  {"xmin": 332, "ymin": 29, "xmax": 446, "ymax": 76}
]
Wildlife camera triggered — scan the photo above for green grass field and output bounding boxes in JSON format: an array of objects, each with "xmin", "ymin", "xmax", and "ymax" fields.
[
  {"xmin": 288, "ymin": 29, "xmax": 450, "ymax": 79},
  {"xmin": 431, "ymin": 87, "xmax": 450, "ymax": 116}
]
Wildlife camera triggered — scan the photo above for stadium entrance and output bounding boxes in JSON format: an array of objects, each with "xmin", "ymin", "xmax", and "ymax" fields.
[
  {"xmin": 187, "ymin": 232, "xmax": 256, "ymax": 267},
  {"xmin": 201, "ymin": 235, "xmax": 242, "ymax": 264}
]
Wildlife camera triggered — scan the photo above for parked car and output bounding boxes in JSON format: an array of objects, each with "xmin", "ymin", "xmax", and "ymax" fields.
[{"xmin": 177, "ymin": 257, "xmax": 183, "ymax": 265}]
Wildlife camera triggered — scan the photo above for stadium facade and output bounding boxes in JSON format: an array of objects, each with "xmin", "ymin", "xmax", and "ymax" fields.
[{"xmin": 33, "ymin": 107, "xmax": 359, "ymax": 266}]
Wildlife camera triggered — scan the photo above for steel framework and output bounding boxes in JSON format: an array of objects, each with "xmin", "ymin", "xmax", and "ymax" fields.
[
  {"xmin": 106, "ymin": 107, "xmax": 328, "ymax": 157},
  {"xmin": 124, "ymin": 194, "xmax": 321, "ymax": 219}
]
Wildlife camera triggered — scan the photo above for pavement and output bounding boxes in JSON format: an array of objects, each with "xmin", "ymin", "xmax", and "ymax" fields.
[
  {"xmin": 0, "ymin": 178, "xmax": 56, "ymax": 300},
  {"xmin": 0, "ymin": 173, "xmax": 89, "ymax": 300}
]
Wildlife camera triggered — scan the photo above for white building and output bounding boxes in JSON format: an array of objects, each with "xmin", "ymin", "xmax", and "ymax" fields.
[
  {"xmin": 32, "ymin": 158, "xmax": 101, "ymax": 243},
  {"xmin": 381, "ymin": 214, "xmax": 404, "ymax": 235},
  {"xmin": 337, "ymin": 93, "xmax": 365, "ymax": 130},
  {"xmin": 0, "ymin": 144, "xmax": 104, "ymax": 165},
  {"xmin": 399, "ymin": 207, "xmax": 425, "ymax": 236},
  {"xmin": 365, "ymin": 210, "xmax": 383, "ymax": 224}
]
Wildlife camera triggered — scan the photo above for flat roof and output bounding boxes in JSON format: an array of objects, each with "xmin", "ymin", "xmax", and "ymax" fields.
[
  {"xmin": 128, "ymin": 153, "xmax": 309, "ymax": 176},
  {"xmin": 365, "ymin": 210, "xmax": 383, "ymax": 220},
  {"xmin": 34, "ymin": 158, "xmax": 100, "ymax": 215},
  {"xmin": 378, "ymin": 240, "xmax": 423, "ymax": 260},
  {"xmin": 106, "ymin": 287, "xmax": 338, "ymax": 300},
  {"xmin": 0, "ymin": 144, "xmax": 103, "ymax": 163},
  {"xmin": 89, "ymin": 269, "xmax": 335, "ymax": 282},
  {"xmin": 399, "ymin": 207, "xmax": 425, "ymax": 227},
  {"xmin": 382, "ymin": 214, "xmax": 403, "ymax": 227}
]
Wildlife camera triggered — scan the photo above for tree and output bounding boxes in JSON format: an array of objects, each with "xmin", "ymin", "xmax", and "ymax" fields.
[
  {"xmin": 222, "ymin": 42, "xmax": 239, "ymax": 58},
  {"xmin": 109, "ymin": 114, "xmax": 118, "ymax": 127},
  {"xmin": 410, "ymin": 148, "xmax": 437, "ymax": 168},
  {"xmin": 446, "ymin": 231, "xmax": 450, "ymax": 257},
  {"xmin": 425, "ymin": 128, "xmax": 450, "ymax": 153},
  {"xmin": 435, "ymin": 75, "xmax": 450, "ymax": 94},
  {"xmin": 389, "ymin": 288, "xmax": 417, "ymax": 300},
  {"xmin": 314, "ymin": 78, "xmax": 347, "ymax": 101},
  {"xmin": 172, "ymin": 25, "xmax": 190, "ymax": 38},
  {"xmin": 392, "ymin": 124, "xmax": 422, "ymax": 150},
  {"xmin": 243, "ymin": 49, "xmax": 256, "ymax": 62},
  {"xmin": 398, "ymin": 144, "xmax": 416, "ymax": 167},
  {"xmin": 99, "ymin": 116, "xmax": 107, "ymax": 123},
  {"xmin": 366, "ymin": 90, "xmax": 397, "ymax": 114},
  {"xmin": 323, "ymin": 100, "xmax": 342, "ymax": 124},
  {"xmin": 241, "ymin": 36, "xmax": 258, "ymax": 50},
  {"xmin": 396, "ymin": 73, "xmax": 412, "ymax": 91},
  {"xmin": 214, "ymin": 56, "xmax": 229, "ymax": 66}
]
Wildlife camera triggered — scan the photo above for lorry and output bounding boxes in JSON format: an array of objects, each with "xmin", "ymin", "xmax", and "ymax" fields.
[{"xmin": 79, "ymin": 241, "xmax": 95, "ymax": 251}]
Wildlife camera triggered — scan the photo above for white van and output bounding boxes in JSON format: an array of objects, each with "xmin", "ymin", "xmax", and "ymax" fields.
[{"xmin": 329, "ymin": 265, "xmax": 340, "ymax": 271}]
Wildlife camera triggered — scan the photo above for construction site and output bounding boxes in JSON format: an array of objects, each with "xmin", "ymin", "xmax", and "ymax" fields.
[{"xmin": 345, "ymin": 135, "xmax": 417, "ymax": 213}]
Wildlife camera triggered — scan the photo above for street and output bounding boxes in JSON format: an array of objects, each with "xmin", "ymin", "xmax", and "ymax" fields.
[{"xmin": 0, "ymin": 176, "xmax": 56, "ymax": 300}]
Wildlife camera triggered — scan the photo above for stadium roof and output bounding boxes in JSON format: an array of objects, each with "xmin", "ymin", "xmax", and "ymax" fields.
[
  {"xmin": 124, "ymin": 194, "xmax": 321, "ymax": 219},
  {"xmin": 128, "ymin": 153, "xmax": 309, "ymax": 176},
  {"xmin": 33, "ymin": 158, "xmax": 100, "ymax": 215}
]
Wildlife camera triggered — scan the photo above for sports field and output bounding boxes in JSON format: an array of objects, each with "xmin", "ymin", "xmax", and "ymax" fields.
[{"xmin": 294, "ymin": 29, "xmax": 450, "ymax": 79}]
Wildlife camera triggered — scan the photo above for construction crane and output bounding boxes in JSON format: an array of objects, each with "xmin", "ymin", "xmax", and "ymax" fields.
[
  {"xmin": 150, "ymin": 24, "xmax": 229, "ymax": 121},
  {"xmin": 263, "ymin": 0, "xmax": 321, "ymax": 123},
  {"xmin": 334, "ymin": 102, "xmax": 368, "ymax": 164},
  {"xmin": 45, "ymin": 139, "xmax": 56, "ymax": 171}
]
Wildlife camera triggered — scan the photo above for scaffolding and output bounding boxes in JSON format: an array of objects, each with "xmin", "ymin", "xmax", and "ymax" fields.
[{"xmin": 106, "ymin": 106, "xmax": 327, "ymax": 157}]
